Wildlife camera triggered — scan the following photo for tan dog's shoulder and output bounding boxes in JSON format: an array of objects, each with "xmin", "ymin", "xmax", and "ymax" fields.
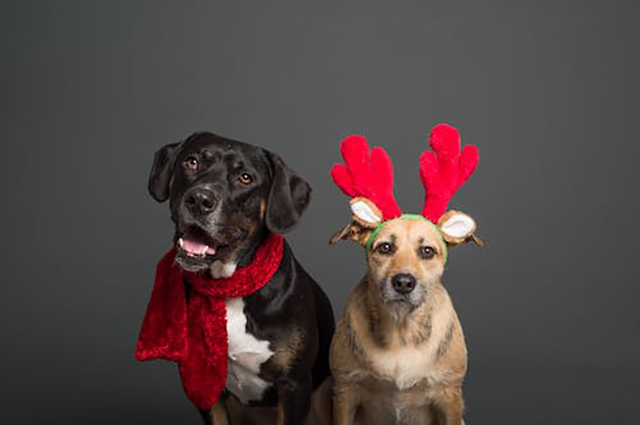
[{"xmin": 330, "ymin": 281, "xmax": 369, "ymax": 380}]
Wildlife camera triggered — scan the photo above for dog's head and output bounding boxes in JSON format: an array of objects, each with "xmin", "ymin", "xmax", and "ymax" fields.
[
  {"xmin": 332, "ymin": 202, "xmax": 480, "ymax": 310},
  {"xmin": 148, "ymin": 132, "xmax": 310, "ymax": 276},
  {"xmin": 364, "ymin": 217, "xmax": 446, "ymax": 307},
  {"xmin": 330, "ymin": 125, "xmax": 482, "ymax": 315}
]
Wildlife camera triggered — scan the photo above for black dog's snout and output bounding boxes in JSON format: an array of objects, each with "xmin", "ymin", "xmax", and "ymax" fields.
[
  {"xmin": 184, "ymin": 187, "xmax": 218, "ymax": 216},
  {"xmin": 392, "ymin": 273, "xmax": 417, "ymax": 295}
]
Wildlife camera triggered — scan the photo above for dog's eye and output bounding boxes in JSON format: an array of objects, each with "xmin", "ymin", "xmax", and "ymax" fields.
[
  {"xmin": 419, "ymin": 246, "xmax": 436, "ymax": 259},
  {"xmin": 184, "ymin": 156, "xmax": 199, "ymax": 171},
  {"xmin": 238, "ymin": 172, "xmax": 254, "ymax": 185},
  {"xmin": 375, "ymin": 242, "xmax": 394, "ymax": 255}
]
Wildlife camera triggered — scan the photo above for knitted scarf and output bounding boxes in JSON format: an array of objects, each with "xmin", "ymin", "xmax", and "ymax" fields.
[{"xmin": 135, "ymin": 233, "xmax": 284, "ymax": 409}]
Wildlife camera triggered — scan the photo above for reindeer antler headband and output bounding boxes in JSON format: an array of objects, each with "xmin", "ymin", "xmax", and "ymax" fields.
[{"xmin": 331, "ymin": 123, "xmax": 482, "ymax": 254}]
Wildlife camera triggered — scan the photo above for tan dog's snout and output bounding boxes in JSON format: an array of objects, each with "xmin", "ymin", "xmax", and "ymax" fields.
[
  {"xmin": 390, "ymin": 273, "xmax": 417, "ymax": 295},
  {"xmin": 377, "ymin": 270, "xmax": 429, "ymax": 308},
  {"xmin": 366, "ymin": 218, "xmax": 447, "ymax": 308}
]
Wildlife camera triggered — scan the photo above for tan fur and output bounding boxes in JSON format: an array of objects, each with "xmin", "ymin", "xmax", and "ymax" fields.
[
  {"xmin": 271, "ymin": 326, "xmax": 304, "ymax": 372},
  {"xmin": 277, "ymin": 397, "xmax": 285, "ymax": 425},
  {"xmin": 330, "ymin": 220, "xmax": 374, "ymax": 246},
  {"xmin": 331, "ymin": 218, "xmax": 468, "ymax": 425},
  {"xmin": 259, "ymin": 199, "xmax": 267, "ymax": 221},
  {"xmin": 211, "ymin": 399, "xmax": 229, "ymax": 425}
]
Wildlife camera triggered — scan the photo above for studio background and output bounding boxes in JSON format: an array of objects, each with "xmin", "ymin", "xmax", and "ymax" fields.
[{"xmin": 1, "ymin": 1, "xmax": 638, "ymax": 424}]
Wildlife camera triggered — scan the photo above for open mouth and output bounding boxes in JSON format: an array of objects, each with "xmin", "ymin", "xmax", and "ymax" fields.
[
  {"xmin": 176, "ymin": 226, "xmax": 220, "ymax": 259},
  {"xmin": 178, "ymin": 237, "xmax": 217, "ymax": 257},
  {"xmin": 173, "ymin": 223, "xmax": 246, "ymax": 272}
]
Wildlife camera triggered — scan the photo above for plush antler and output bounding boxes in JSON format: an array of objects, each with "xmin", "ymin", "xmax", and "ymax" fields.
[
  {"xmin": 420, "ymin": 124, "xmax": 479, "ymax": 222},
  {"xmin": 331, "ymin": 135, "xmax": 402, "ymax": 220}
]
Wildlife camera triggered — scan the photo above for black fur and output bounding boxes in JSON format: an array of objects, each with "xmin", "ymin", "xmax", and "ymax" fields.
[{"xmin": 148, "ymin": 132, "xmax": 335, "ymax": 424}]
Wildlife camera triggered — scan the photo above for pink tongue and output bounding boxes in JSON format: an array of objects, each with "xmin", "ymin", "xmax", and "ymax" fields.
[{"xmin": 181, "ymin": 239, "xmax": 215, "ymax": 256}]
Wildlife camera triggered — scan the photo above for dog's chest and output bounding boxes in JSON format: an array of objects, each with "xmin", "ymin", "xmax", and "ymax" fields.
[
  {"xmin": 225, "ymin": 297, "xmax": 274, "ymax": 404},
  {"xmin": 369, "ymin": 345, "xmax": 434, "ymax": 390}
]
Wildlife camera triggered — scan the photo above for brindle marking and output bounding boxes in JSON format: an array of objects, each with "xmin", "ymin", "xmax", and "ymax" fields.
[
  {"xmin": 436, "ymin": 320, "xmax": 455, "ymax": 360},
  {"xmin": 413, "ymin": 312, "xmax": 432, "ymax": 347},
  {"xmin": 344, "ymin": 315, "xmax": 369, "ymax": 363}
]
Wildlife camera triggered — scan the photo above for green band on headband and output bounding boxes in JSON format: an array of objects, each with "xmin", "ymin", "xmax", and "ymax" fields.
[{"xmin": 365, "ymin": 214, "xmax": 448, "ymax": 261}]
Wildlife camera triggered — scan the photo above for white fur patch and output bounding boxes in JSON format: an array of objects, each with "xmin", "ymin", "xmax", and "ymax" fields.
[
  {"xmin": 371, "ymin": 344, "xmax": 435, "ymax": 390},
  {"xmin": 351, "ymin": 200, "xmax": 382, "ymax": 224},
  {"xmin": 225, "ymin": 297, "xmax": 274, "ymax": 404},
  {"xmin": 210, "ymin": 260, "xmax": 238, "ymax": 278},
  {"xmin": 440, "ymin": 213, "xmax": 475, "ymax": 239},
  {"xmin": 367, "ymin": 303, "xmax": 455, "ymax": 390}
]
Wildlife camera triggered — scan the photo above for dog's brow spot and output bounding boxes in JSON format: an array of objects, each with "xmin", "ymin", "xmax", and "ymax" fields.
[{"xmin": 202, "ymin": 149, "xmax": 214, "ymax": 159}]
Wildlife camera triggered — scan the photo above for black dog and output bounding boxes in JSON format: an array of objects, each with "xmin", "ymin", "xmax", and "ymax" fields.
[{"xmin": 148, "ymin": 132, "xmax": 335, "ymax": 424}]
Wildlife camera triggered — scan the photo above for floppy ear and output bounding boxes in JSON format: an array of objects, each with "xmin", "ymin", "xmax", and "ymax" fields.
[
  {"xmin": 437, "ymin": 210, "xmax": 484, "ymax": 247},
  {"xmin": 265, "ymin": 151, "xmax": 312, "ymax": 234},
  {"xmin": 329, "ymin": 220, "xmax": 377, "ymax": 246},
  {"xmin": 329, "ymin": 197, "xmax": 382, "ymax": 245},
  {"xmin": 148, "ymin": 142, "xmax": 180, "ymax": 202}
]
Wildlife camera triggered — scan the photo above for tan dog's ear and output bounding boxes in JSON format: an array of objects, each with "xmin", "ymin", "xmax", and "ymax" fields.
[
  {"xmin": 330, "ymin": 197, "xmax": 382, "ymax": 245},
  {"xmin": 329, "ymin": 220, "xmax": 377, "ymax": 245},
  {"xmin": 437, "ymin": 210, "xmax": 484, "ymax": 247}
]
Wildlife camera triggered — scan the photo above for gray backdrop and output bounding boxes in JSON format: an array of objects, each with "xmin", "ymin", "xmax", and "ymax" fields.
[{"xmin": 1, "ymin": 1, "xmax": 638, "ymax": 424}]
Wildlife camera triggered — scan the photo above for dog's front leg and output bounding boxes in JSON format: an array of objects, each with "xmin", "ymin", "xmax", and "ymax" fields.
[
  {"xmin": 199, "ymin": 398, "xmax": 229, "ymax": 425},
  {"xmin": 332, "ymin": 379, "xmax": 359, "ymax": 425},
  {"xmin": 277, "ymin": 375, "xmax": 312, "ymax": 425},
  {"xmin": 431, "ymin": 385, "xmax": 464, "ymax": 425}
]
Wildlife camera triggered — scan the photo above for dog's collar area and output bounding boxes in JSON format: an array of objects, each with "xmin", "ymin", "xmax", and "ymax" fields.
[
  {"xmin": 135, "ymin": 233, "xmax": 285, "ymax": 409},
  {"xmin": 365, "ymin": 214, "xmax": 448, "ymax": 261}
]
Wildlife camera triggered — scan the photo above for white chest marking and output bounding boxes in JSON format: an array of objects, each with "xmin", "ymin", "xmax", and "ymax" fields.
[
  {"xmin": 370, "ymin": 345, "xmax": 434, "ymax": 390},
  {"xmin": 224, "ymin": 297, "xmax": 274, "ymax": 403},
  {"xmin": 365, "ymin": 305, "xmax": 456, "ymax": 391}
]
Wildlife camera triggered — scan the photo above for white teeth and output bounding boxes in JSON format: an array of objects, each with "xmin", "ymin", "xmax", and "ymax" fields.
[{"xmin": 177, "ymin": 238, "xmax": 211, "ymax": 257}]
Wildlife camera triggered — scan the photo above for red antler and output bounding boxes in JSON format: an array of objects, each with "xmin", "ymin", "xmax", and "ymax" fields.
[
  {"xmin": 331, "ymin": 135, "xmax": 402, "ymax": 220},
  {"xmin": 420, "ymin": 124, "xmax": 479, "ymax": 222}
]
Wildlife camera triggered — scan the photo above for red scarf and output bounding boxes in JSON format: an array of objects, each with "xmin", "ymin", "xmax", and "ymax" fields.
[{"xmin": 135, "ymin": 234, "xmax": 284, "ymax": 409}]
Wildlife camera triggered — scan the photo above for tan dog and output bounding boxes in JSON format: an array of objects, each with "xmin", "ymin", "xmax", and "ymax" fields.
[
  {"xmin": 330, "ymin": 203, "xmax": 479, "ymax": 425},
  {"xmin": 330, "ymin": 202, "xmax": 480, "ymax": 425},
  {"xmin": 328, "ymin": 124, "xmax": 482, "ymax": 425}
]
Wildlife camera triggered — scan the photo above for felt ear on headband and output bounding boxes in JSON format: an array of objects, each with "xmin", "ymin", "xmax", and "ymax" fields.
[
  {"xmin": 328, "ymin": 199, "xmax": 380, "ymax": 246},
  {"xmin": 350, "ymin": 197, "xmax": 383, "ymax": 228},
  {"xmin": 437, "ymin": 210, "xmax": 481, "ymax": 245}
]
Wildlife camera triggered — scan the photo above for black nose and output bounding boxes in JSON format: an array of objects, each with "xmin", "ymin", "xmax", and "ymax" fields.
[
  {"xmin": 184, "ymin": 188, "xmax": 218, "ymax": 216},
  {"xmin": 391, "ymin": 273, "xmax": 417, "ymax": 295}
]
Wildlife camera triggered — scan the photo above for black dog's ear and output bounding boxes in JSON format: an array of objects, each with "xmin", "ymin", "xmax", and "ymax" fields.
[
  {"xmin": 148, "ymin": 142, "xmax": 180, "ymax": 202},
  {"xmin": 265, "ymin": 151, "xmax": 311, "ymax": 234}
]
